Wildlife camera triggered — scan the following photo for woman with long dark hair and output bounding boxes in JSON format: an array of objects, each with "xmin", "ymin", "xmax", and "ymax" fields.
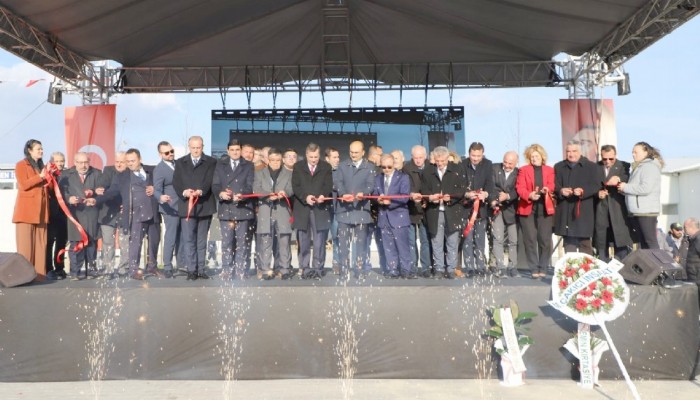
[
  {"xmin": 12, "ymin": 139, "xmax": 50, "ymax": 281},
  {"xmin": 618, "ymin": 142, "xmax": 663, "ymax": 249}
]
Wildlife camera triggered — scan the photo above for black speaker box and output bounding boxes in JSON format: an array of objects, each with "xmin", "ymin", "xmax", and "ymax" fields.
[
  {"xmin": 620, "ymin": 249, "xmax": 687, "ymax": 285},
  {"xmin": 0, "ymin": 252, "xmax": 37, "ymax": 287}
]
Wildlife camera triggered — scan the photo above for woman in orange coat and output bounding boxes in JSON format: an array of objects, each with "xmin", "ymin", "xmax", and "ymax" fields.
[
  {"xmin": 12, "ymin": 139, "xmax": 50, "ymax": 281},
  {"xmin": 515, "ymin": 144, "xmax": 556, "ymax": 279}
]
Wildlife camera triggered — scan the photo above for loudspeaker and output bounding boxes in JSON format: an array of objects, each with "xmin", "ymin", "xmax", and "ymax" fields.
[
  {"xmin": 620, "ymin": 249, "xmax": 686, "ymax": 285},
  {"xmin": 0, "ymin": 253, "xmax": 37, "ymax": 287}
]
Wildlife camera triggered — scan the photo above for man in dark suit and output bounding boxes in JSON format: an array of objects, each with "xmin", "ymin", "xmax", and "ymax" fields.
[
  {"xmin": 99, "ymin": 148, "xmax": 161, "ymax": 280},
  {"xmin": 212, "ymin": 139, "xmax": 255, "ymax": 279},
  {"xmin": 173, "ymin": 136, "xmax": 217, "ymax": 280},
  {"xmin": 60, "ymin": 152, "xmax": 101, "ymax": 281},
  {"xmin": 291, "ymin": 142, "xmax": 333, "ymax": 279},
  {"xmin": 95, "ymin": 152, "xmax": 128, "ymax": 278},
  {"xmin": 462, "ymin": 142, "xmax": 495, "ymax": 277},
  {"xmin": 490, "ymin": 151, "xmax": 519, "ymax": 278},
  {"xmin": 335, "ymin": 141, "xmax": 376, "ymax": 278},
  {"xmin": 594, "ymin": 144, "xmax": 633, "ymax": 261},
  {"xmin": 375, "ymin": 154, "xmax": 412, "ymax": 278},
  {"xmin": 45, "ymin": 152, "xmax": 67, "ymax": 280},
  {"xmin": 554, "ymin": 141, "xmax": 600, "ymax": 255},
  {"xmin": 419, "ymin": 146, "xmax": 467, "ymax": 279},
  {"xmin": 404, "ymin": 145, "xmax": 432, "ymax": 278},
  {"xmin": 154, "ymin": 141, "xmax": 183, "ymax": 278}
]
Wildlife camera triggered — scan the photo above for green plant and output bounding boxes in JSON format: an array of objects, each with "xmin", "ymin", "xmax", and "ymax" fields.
[{"xmin": 485, "ymin": 299, "xmax": 537, "ymax": 355}]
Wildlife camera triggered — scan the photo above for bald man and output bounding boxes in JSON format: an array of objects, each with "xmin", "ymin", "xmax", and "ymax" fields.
[
  {"xmin": 490, "ymin": 151, "xmax": 520, "ymax": 277},
  {"xmin": 335, "ymin": 141, "xmax": 376, "ymax": 278}
]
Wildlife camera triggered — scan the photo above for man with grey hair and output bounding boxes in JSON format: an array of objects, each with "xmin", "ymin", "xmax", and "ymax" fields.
[
  {"xmin": 682, "ymin": 217, "xmax": 700, "ymax": 283},
  {"xmin": 390, "ymin": 150, "xmax": 405, "ymax": 170},
  {"xmin": 405, "ymin": 145, "xmax": 431, "ymax": 277},
  {"xmin": 96, "ymin": 152, "xmax": 128, "ymax": 278},
  {"xmin": 554, "ymin": 141, "xmax": 599, "ymax": 256},
  {"xmin": 419, "ymin": 146, "xmax": 467, "ymax": 279},
  {"xmin": 490, "ymin": 150, "xmax": 519, "ymax": 277}
]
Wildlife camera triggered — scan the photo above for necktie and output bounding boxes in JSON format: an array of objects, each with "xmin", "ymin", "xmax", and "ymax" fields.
[
  {"xmin": 193, "ymin": 158, "xmax": 199, "ymax": 167},
  {"xmin": 138, "ymin": 170, "xmax": 146, "ymax": 181},
  {"xmin": 310, "ymin": 165, "xmax": 315, "ymax": 176},
  {"xmin": 232, "ymin": 160, "xmax": 238, "ymax": 171},
  {"xmin": 384, "ymin": 176, "xmax": 390, "ymax": 193},
  {"xmin": 80, "ymin": 174, "xmax": 85, "ymax": 183}
]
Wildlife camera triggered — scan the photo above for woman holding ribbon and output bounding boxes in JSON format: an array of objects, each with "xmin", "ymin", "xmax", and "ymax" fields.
[
  {"xmin": 618, "ymin": 142, "xmax": 663, "ymax": 249},
  {"xmin": 12, "ymin": 139, "xmax": 50, "ymax": 281},
  {"xmin": 515, "ymin": 144, "xmax": 555, "ymax": 279}
]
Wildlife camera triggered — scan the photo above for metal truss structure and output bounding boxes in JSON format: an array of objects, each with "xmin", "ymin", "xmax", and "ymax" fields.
[{"xmin": 1, "ymin": 1, "xmax": 698, "ymax": 103}]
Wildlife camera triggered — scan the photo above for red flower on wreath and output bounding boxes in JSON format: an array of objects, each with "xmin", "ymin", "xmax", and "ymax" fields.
[
  {"xmin": 591, "ymin": 298, "xmax": 602, "ymax": 309},
  {"xmin": 564, "ymin": 267, "xmax": 576, "ymax": 277},
  {"xmin": 602, "ymin": 290, "xmax": 614, "ymax": 304},
  {"xmin": 559, "ymin": 280, "xmax": 568, "ymax": 289},
  {"xmin": 589, "ymin": 282, "xmax": 597, "ymax": 290},
  {"xmin": 576, "ymin": 299, "xmax": 588, "ymax": 310},
  {"xmin": 580, "ymin": 288, "xmax": 593, "ymax": 297},
  {"xmin": 601, "ymin": 277, "xmax": 612, "ymax": 286}
]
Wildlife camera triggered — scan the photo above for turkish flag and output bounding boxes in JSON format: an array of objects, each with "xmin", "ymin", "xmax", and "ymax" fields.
[{"xmin": 65, "ymin": 105, "xmax": 116, "ymax": 170}]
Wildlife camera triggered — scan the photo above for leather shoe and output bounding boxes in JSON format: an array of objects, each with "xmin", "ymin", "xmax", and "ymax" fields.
[
  {"xmin": 420, "ymin": 270, "xmax": 433, "ymax": 278},
  {"xmin": 149, "ymin": 268, "xmax": 165, "ymax": 278},
  {"xmin": 186, "ymin": 272, "xmax": 198, "ymax": 281},
  {"xmin": 55, "ymin": 270, "xmax": 67, "ymax": 280},
  {"xmin": 507, "ymin": 268, "xmax": 521, "ymax": 278},
  {"xmin": 46, "ymin": 270, "xmax": 58, "ymax": 280},
  {"xmin": 281, "ymin": 272, "xmax": 292, "ymax": 280},
  {"xmin": 401, "ymin": 273, "xmax": 418, "ymax": 279},
  {"xmin": 444, "ymin": 272, "xmax": 455, "ymax": 279},
  {"xmin": 130, "ymin": 271, "xmax": 145, "ymax": 280},
  {"xmin": 197, "ymin": 272, "xmax": 210, "ymax": 280},
  {"xmin": 163, "ymin": 269, "xmax": 174, "ymax": 279}
]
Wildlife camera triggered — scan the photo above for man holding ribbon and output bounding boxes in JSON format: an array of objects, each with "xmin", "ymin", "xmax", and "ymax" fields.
[
  {"xmin": 60, "ymin": 152, "xmax": 101, "ymax": 280},
  {"xmin": 212, "ymin": 139, "xmax": 255, "ymax": 280},
  {"xmin": 461, "ymin": 142, "xmax": 495, "ymax": 278},
  {"xmin": 419, "ymin": 146, "xmax": 467, "ymax": 279},
  {"xmin": 490, "ymin": 151, "xmax": 519, "ymax": 278},
  {"xmin": 554, "ymin": 140, "xmax": 600, "ymax": 255},
  {"xmin": 335, "ymin": 140, "xmax": 376, "ymax": 278},
  {"xmin": 173, "ymin": 136, "xmax": 217, "ymax": 281},
  {"xmin": 291, "ymin": 142, "xmax": 333, "ymax": 280}
]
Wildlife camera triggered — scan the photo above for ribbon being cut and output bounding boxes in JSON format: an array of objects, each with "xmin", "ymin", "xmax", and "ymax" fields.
[
  {"xmin": 43, "ymin": 162, "xmax": 89, "ymax": 262},
  {"xmin": 226, "ymin": 191, "xmax": 294, "ymax": 224}
]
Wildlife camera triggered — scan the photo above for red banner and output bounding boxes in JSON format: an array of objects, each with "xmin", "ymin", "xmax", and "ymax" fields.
[
  {"xmin": 65, "ymin": 105, "xmax": 116, "ymax": 170},
  {"xmin": 559, "ymin": 99, "xmax": 616, "ymax": 162}
]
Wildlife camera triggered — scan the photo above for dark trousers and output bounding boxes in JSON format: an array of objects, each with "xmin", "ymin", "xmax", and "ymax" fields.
[
  {"xmin": 338, "ymin": 222, "xmax": 368, "ymax": 274},
  {"xmin": 518, "ymin": 213, "xmax": 553, "ymax": 272},
  {"xmin": 46, "ymin": 218, "xmax": 67, "ymax": 272},
  {"xmin": 595, "ymin": 226, "xmax": 630, "ymax": 262},
  {"xmin": 128, "ymin": 218, "xmax": 160, "ymax": 274},
  {"xmin": 563, "ymin": 237, "xmax": 593, "ymax": 255},
  {"xmin": 220, "ymin": 218, "xmax": 251, "ymax": 275},
  {"xmin": 462, "ymin": 218, "xmax": 488, "ymax": 271},
  {"xmin": 381, "ymin": 225, "xmax": 412, "ymax": 276},
  {"xmin": 68, "ymin": 241, "xmax": 97, "ymax": 277},
  {"xmin": 181, "ymin": 216, "xmax": 212, "ymax": 273},
  {"xmin": 631, "ymin": 215, "xmax": 659, "ymax": 250},
  {"xmin": 297, "ymin": 212, "xmax": 327, "ymax": 273}
]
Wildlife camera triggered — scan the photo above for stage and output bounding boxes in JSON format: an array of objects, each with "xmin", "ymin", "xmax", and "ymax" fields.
[{"xmin": 0, "ymin": 272, "xmax": 698, "ymax": 382}]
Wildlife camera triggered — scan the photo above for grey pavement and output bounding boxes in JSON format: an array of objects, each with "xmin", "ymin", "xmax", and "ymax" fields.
[{"xmin": 1, "ymin": 378, "xmax": 698, "ymax": 399}]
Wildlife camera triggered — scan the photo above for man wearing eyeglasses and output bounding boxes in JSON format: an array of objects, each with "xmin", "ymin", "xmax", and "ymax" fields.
[
  {"xmin": 374, "ymin": 154, "xmax": 412, "ymax": 278},
  {"xmin": 335, "ymin": 141, "xmax": 376, "ymax": 278},
  {"xmin": 154, "ymin": 141, "xmax": 183, "ymax": 278},
  {"xmin": 594, "ymin": 144, "xmax": 633, "ymax": 261}
]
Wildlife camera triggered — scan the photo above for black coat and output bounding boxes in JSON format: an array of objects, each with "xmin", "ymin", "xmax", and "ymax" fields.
[
  {"xmin": 291, "ymin": 160, "xmax": 333, "ymax": 231},
  {"xmin": 462, "ymin": 158, "xmax": 495, "ymax": 219},
  {"xmin": 212, "ymin": 157, "xmax": 255, "ymax": 221},
  {"xmin": 172, "ymin": 154, "xmax": 217, "ymax": 218},
  {"xmin": 594, "ymin": 160, "xmax": 633, "ymax": 247},
  {"xmin": 421, "ymin": 162, "xmax": 468, "ymax": 236},
  {"xmin": 403, "ymin": 159, "xmax": 427, "ymax": 225},
  {"xmin": 554, "ymin": 157, "xmax": 600, "ymax": 238},
  {"xmin": 96, "ymin": 166, "xmax": 122, "ymax": 226},
  {"xmin": 491, "ymin": 163, "xmax": 519, "ymax": 225},
  {"xmin": 98, "ymin": 166, "xmax": 158, "ymax": 229},
  {"xmin": 60, "ymin": 166, "xmax": 101, "ymax": 242}
]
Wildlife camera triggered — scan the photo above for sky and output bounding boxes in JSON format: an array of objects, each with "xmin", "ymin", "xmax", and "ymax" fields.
[{"xmin": 1, "ymin": 17, "xmax": 699, "ymax": 167}]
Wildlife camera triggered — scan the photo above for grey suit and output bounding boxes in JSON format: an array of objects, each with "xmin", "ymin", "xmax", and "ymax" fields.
[
  {"xmin": 254, "ymin": 167, "xmax": 294, "ymax": 275},
  {"xmin": 335, "ymin": 158, "xmax": 375, "ymax": 274},
  {"xmin": 154, "ymin": 160, "xmax": 184, "ymax": 271}
]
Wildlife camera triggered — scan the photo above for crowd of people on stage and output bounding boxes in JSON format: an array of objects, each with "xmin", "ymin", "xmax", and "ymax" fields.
[{"xmin": 12, "ymin": 136, "xmax": 700, "ymax": 284}]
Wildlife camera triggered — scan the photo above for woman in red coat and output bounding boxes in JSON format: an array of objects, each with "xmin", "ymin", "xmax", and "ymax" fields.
[
  {"xmin": 516, "ymin": 144, "xmax": 555, "ymax": 279},
  {"xmin": 12, "ymin": 139, "xmax": 50, "ymax": 281}
]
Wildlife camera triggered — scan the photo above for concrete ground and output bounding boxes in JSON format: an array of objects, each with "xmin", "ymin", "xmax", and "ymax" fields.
[{"xmin": 1, "ymin": 378, "xmax": 698, "ymax": 399}]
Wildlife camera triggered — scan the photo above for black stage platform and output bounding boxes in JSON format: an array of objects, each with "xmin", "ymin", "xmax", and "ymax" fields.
[{"xmin": 1, "ymin": 272, "xmax": 698, "ymax": 382}]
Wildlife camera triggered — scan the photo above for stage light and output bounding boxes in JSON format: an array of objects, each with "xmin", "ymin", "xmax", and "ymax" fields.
[
  {"xmin": 617, "ymin": 72, "xmax": 631, "ymax": 96},
  {"xmin": 47, "ymin": 82, "xmax": 62, "ymax": 104}
]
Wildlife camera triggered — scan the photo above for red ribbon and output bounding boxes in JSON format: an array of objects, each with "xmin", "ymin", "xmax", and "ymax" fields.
[
  {"xmin": 575, "ymin": 189, "xmax": 583, "ymax": 218},
  {"xmin": 463, "ymin": 190, "xmax": 481, "ymax": 238},
  {"xmin": 44, "ymin": 163, "xmax": 89, "ymax": 263},
  {"xmin": 186, "ymin": 193, "xmax": 199, "ymax": 221},
  {"xmin": 544, "ymin": 190, "xmax": 555, "ymax": 215},
  {"xmin": 237, "ymin": 192, "xmax": 294, "ymax": 224}
]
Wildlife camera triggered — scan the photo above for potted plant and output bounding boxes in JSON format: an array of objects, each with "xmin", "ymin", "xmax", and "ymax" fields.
[{"xmin": 485, "ymin": 299, "xmax": 537, "ymax": 386}]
